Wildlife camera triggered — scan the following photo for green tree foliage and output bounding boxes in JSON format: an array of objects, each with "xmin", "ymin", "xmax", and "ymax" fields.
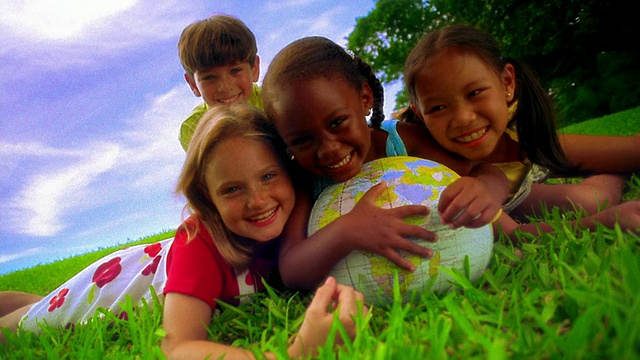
[
  {"xmin": 348, "ymin": 0, "xmax": 640, "ymax": 126},
  {"xmin": 347, "ymin": 0, "xmax": 436, "ymax": 83}
]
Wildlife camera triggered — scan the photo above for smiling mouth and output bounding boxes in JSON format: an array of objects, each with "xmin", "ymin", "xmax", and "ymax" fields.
[
  {"xmin": 217, "ymin": 93, "xmax": 241, "ymax": 104},
  {"xmin": 326, "ymin": 153, "xmax": 352, "ymax": 169},
  {"xmin": 455, "ymin": 127, "xmax": 487, "ymax": 143},
  {"xmin": 247, "ymin": 207, "xmax": 277, "ymax": 224}
]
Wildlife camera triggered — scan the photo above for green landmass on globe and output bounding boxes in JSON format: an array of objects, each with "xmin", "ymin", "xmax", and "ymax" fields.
[{"xmin": 308, "ymin": 156, "xmax": 494, "ymax": 306}]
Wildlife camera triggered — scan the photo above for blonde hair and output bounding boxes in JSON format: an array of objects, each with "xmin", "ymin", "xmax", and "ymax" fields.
[
  {"xmin": 175, "ymin": 103, "xmax": 286, "ymax": 270},
  {"xmin": 178, "ymin": 14, "xmax": 257, "ymax": 77}
]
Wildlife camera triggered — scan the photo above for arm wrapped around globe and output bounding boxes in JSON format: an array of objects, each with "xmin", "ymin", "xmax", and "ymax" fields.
[{"xmin": 307, "ymin": 156, "xmax": 494, "ymax": 306}]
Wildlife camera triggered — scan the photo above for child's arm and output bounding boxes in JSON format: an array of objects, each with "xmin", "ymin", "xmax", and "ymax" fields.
[
  {"xmin": 279, "ymin": 184, "xmax": 436, "ymax": 289},
  {"xmin": 558, "ymin": 133, "xmax": 640, "ymax": 174},
  {"xmin": 162, "ymin": 293, "xmax": 256, "ymax": 359},
  {"xmin": 496, "ymin": 200, "xmax": 640, "ymax": 240},
  {"xmin": 162, "ymin": 279, "xmax": 367, "ymax": 359}
]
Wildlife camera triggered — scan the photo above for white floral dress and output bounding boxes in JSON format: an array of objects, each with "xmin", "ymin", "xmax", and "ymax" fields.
[{"xmin": 20, "ymin": 239, "xmax": 171, "ymax": 333}]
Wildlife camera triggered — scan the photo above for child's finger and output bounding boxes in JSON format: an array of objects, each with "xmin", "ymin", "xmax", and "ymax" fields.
[
  {"xmin": 397, "ymin": 221, "xmax": 437, "ymax": 243},
  {"xmin": 360, "ymin": 181, "xmax": 388, "ymax": 203},
  {"xmin": 334, "ymin": 282, "xmax": 356, "ymax": 304},
  {"xmin": 334, "ymin": 283, "xmax": 366, "ymax": 318},
  {"xmin": 333, "ymin": 284, "xmax": 367, "ymax": 341},
  {"xmin": 389, "ymin": 204, "xmax": 430, "ymax": 218},
  {"xmin": 380, "ymin": 248, "xmax": 419, "ymax": 272},
  {"xmin": 308, "ymin": 276, "xmax": 338, "ymax": 313},
  {"xmin": 394, "ymin": 235, "xmax": 435, "ymax": 258}
]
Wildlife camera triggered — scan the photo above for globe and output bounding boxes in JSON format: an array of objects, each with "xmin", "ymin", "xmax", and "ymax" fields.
[{"xmin": 308, "ymin": 156, "xmax": 494, "ymax": 306}]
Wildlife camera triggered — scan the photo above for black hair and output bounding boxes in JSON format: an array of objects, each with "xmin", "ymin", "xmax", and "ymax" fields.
[{"xmin": 262, "ymin": 36, "xmax": 385, "ymax": 127}]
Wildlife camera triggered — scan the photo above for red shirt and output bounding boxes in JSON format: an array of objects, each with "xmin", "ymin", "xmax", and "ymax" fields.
[{"xmin": 163, "ymin": 220, "xmax": 275, "ymax": 309}]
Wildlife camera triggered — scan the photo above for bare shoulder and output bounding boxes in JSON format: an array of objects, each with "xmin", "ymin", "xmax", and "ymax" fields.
[{"xmin": 396, "ymin": 122, "xmax": 436, "ymax": 147}]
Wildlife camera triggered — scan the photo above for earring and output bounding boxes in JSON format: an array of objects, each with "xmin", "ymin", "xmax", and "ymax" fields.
[
  {"xmin": 285, "ymin": 148, "xmax": 295, "ymax": 161},
  {"xmin": 507, "ymin": 92, "xmax": 511, "ymax": 98}
]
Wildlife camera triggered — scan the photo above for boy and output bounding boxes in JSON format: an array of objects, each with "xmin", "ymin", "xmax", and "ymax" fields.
[{"xmin": 177, "ymin": 14, "xmax": 262, "ymax": 151}]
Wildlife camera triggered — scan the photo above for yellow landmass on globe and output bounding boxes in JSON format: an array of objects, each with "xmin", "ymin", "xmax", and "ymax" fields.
[
  {"xmin": 429, "ymin": 252, "xmax": 441, "ymax": 277},
  {"xmin": 367, "ymin": 254, "xmax": 424, "ymax": 297}
]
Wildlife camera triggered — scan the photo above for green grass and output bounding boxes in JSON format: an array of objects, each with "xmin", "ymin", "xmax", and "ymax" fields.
[
  {"xmin": 560, "ymin": 106, "xmax": 640, "ymax": 136},
  {"xmin": 1, "ymin": 107, "xmax": 639, "ymax": 359}
]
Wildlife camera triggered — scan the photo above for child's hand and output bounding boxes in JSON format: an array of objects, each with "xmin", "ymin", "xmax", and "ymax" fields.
[
  {"xmin": 289, "ymin": 276, "xmax": 368, "ymax": 357},
  {"xmin": 438, "ymin": 177, "xmax": 503, "ymax": 229},
  {"xmin": 344, "ymin": 182, "xmax": 436, "ymax": 271},
  {"xmin": 591, "ymin": 201, "xmax": 640, "ymax": 233}
]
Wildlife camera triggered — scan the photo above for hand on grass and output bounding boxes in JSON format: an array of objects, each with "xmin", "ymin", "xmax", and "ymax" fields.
[
  {"xmin": 288, "ymin": 277, "xmax": 367, "ymax": 358},
  {"xmin": 592, "ymin": 201, "xmax": 640, "ymax": 233}
]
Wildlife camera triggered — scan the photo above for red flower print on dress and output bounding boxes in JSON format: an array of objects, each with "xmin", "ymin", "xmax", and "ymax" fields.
[
  {"xmin": 93, "ymin": 257, "xmax": 122, "ymax": 288},
  {"xmin": 48, "ymin": 288, "xmax": 69, "ymax": 312},
  {"xmin": 245, "ymin": 272, "xmax": 254, "ymax": 286},
  {"xmin": 142, "ymin": 255, "xmax": 162, "ymax": 276},
  {"xmin": 144, "ymin": 243, "xmax": 162, "ymax": 258}
]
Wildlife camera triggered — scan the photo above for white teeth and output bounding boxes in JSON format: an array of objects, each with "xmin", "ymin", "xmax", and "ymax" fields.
[
  {"xmin": 249, "ymin": 207, "xmax": 276, "ymax": 222},
  {"xmin": 456, "ymin": 128, "xmax": 487, "ymax": 143},
  {"xmin": 327, "ymin": 153, "xmax": 351, "ymax": 169},
  {"xmin": 218, "ymin": 94, "xmax": 240, "ymax": 103}
]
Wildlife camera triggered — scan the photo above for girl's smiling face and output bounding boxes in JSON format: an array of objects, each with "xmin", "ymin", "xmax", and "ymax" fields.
[
  {"xmin": 269, "ymin": 75, "xmax": 374, "ymax": 182},
  {"xmin": 411, "ymin": 47, "xmax": 515, "ymax": 161},
  {"xmin": 205, "ymin": 136, "xmax": 294, "ymax": 242}
]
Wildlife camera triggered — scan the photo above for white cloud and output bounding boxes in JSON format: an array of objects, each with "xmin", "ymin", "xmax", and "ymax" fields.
[
  {"xmin": 0, "ymin": 141, "xmax": 84, "ymax": 159},
  {"xmin": 4, "ymin": 142, "xmax": 121, "ymax": 236},
  {"xmin": 307, "ymin": 6, "xmax": 347, "ymax": 36},
  {"xmin": 2, "ymin": 0, "xmax": 137, "ymax": 40},
  {"xmin": 117, "ymin": 86, "xmax": 195, "ymax": 191},
  {"xmin": 264, "ymin": 0, "xmax": 318, "ymax": 11},
  {"xmin": 0, "ymin": 247, "xmax": 43, "ymax": 265},
  {"xmin": 0, "ymin": 0, "xmax": 201, "ymax": 75},
  {"xmin": 1, "ymin": 85, "xmax": 193, "ymax": 239}
]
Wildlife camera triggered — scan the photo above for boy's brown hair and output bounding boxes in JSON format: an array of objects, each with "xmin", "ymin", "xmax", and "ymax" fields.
[{"xmin": 178, "ymin": 14, "xmax": 257, "ymax": 77}]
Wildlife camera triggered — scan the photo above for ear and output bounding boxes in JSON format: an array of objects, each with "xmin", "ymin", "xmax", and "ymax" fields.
[
  {"xmin": 502, "ymin": 63, "xmax": 516, "ymax": 102},
  {"xmin": 360, "ymin": 82, "xmax": 374, "ymax": 114},
  {"xmin": 251, "ymin": 55, "xmax": 260, "ymax": 82},
  {"xmin": 185, "ymin": 73, "xmax": 202, "ymax": 97}
]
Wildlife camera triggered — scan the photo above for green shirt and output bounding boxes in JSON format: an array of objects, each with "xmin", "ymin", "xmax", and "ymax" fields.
[{"xmin": 179, "ymin": 83, "xmax": 263, "ymax": 151}]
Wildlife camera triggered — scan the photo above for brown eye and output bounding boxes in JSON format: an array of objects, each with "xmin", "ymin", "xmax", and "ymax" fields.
[{"xmin": 329, "ymin": 117, "xmax": 346, "ymax": 129}]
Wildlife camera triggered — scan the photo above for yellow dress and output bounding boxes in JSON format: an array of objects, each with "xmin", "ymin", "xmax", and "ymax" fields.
[{"xmin": 492, "ymin": 127, "xmax": 548, "ymax": 213}]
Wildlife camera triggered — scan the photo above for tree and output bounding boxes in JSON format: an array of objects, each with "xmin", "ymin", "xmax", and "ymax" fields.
[{"xmin": 348, "ymin": 0, "xmax": 640, "ymax": 125}]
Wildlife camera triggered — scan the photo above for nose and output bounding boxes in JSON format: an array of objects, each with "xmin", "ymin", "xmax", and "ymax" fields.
[
  {"xmin": 451, "ymin": 103, "xmax": 477, "ymax": 127},
  {"xmin": 316, "ymin": 135, "xmax": 341, "ymax": 161},
  {"xmin": 247, "ymin": 186, "xmax": 267, "ymax": 209},
  {"xmin": 216, "ymin": 74, "xmax": 232, "ymax": 92}
]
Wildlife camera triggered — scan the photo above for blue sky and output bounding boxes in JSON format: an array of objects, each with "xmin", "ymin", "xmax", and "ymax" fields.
[{"xmin": 0, "ymin": 0, "xmax": 403, "ymax": 274}]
